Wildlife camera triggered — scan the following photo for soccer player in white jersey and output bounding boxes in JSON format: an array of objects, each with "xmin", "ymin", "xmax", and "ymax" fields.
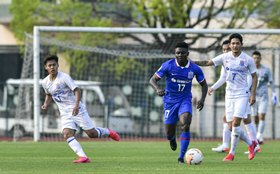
[
  {"xmin": 41, "ymin": 54, "xmax": 120, "ymax": 163},
  {"xmin": 251, "ymin": 51, "xmax": 278, "ymax": 145},
  {"xmin": 190, "ymin": 33, "xmax": 258, "ymax": 161},
  {"xmin": 211, "ymin": 40, "xmax": 261, "ymax": 154}
]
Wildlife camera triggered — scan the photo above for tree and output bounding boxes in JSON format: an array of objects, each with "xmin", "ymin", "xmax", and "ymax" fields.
[{"xmin": 9, "ymin": 0, "xmax": 268, "ymax": 79}]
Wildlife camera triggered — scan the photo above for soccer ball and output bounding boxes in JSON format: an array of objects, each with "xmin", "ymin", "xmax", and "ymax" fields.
[{"xmin": 185, "ymin": 148, "xmax": 203, "ymax": 165}]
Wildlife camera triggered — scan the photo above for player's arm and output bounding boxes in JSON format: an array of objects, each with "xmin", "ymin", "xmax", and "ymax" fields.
[
  {"xmin": 149, "ymin": 74, "xmax": 165, "ymax": 96},
  {"xmin": 197, "ymin": 79, "xmax": 208, "ymax": 111},
  {"xmin": 269, "ymin": 78, "xmax": 278, "ymax": 106},
  {"xmin": 188, "ymin": 57, "xmax": 214, "ymax": 66},
  {"xmin": 41, "ymin": 94, "xmax": 52, "ymax": 111},
  {"xmin": 208, "ymin": 67, "xmax": 226, "ymax": 96},
  {"xmin": 250, "ymin": 72, "xmax": 257, "ymax": 105},
  {"xmin": 73, "ymin": 87, "xmax": 81, "ymax": 116}
]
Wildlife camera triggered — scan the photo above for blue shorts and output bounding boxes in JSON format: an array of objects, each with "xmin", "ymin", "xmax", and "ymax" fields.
[{"xmin": 164, "ymin": 98, "xmax": 192, "ymax": 124}]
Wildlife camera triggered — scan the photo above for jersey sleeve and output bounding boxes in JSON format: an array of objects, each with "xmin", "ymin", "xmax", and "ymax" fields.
[
  {"xmin": 248, "ymin": 58, "xmax": 257, "ymax": 74},
  {"xmin": 247, "ymin": 74, "xmax": 252, "ymax": 88},
  {"xmin": 63, "ymin": 74, "xmax": 78, "ymax": 91},
  {"xmin": 212, "ymin": 66, "xmax": 226, "ymax": 90},
  {"xmin": 268, "ymin": 67, "xmax": 274, "ymax": 82},
  {"xmin": 267, "ymin": 67, "xmax": 276, "ymax": 91},
  {"xmin": 194, "ymin": 65, "xmax": 205, "ymax": 83},
  {"xmin": 212, "ymin": 54, "xmax": 224, "ymax": 67},
  {"xmin": 155, "ymin": 61, "xmax": 169, "ymax": 79},
  {"xmin": 41, "ymin": 78, "xmax": 49, "ymax": 94}
]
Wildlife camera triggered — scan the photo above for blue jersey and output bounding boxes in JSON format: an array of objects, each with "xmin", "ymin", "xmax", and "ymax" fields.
[{"xmin": 155, "ymin": 59, "xmax": 205, "ymax": 103}]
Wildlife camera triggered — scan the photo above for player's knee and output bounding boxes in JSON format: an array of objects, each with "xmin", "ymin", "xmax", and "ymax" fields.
[
  {"xmin": 231, "ymin": 127, "xmax": 240, "ymax": 138},
  {"xmin": 181, "ymin": 123, "xmax": 190, "ymax": 132},
  {"xmin": 63, "ymin": 133, "xmax": 72, "ymax": 140},
  {"xmin": 86, "ymin": 129, "xmax": 98, "ymax": 138}
]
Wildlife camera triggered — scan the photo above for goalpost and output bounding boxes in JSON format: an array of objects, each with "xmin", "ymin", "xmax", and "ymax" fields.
[{"xmin": 14, "ymin": 26, "xmax": 280, "ymax": 142}]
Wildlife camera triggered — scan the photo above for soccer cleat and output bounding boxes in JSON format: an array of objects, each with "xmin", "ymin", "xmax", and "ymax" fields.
[
  {"xmin": 212, "ymin": 144, "xmax": 229, "ymax": 153},
  {"xmin": 178, "ymin": 158, "xmax": 185, "ymax": 164},
  {"xmin": 170, "ymin": 138, "xmax": 177, "ymax": 151},
  {"xmin": 244, "ymin": 147, "xmax": 261, "ymax": 154},
  {"xmin": 257, "ymin": 139, "xmax": 264, "ymax": 145},
  {"xmin": 106, "ymin": 128, "xmax": 120, "ymax": 141},
  {"xmin": 223, "ymin": 153, "xmax": 234, "ymax": 161},
  {"xmin": 73, "ymin": 157, "xmax": 91, "ymax": 163},
  {"xmin": 248, "ymin": 140, "xmax": 257, "ymax": 160}
]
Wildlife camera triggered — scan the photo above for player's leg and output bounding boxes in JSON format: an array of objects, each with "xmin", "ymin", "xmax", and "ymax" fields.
[
  {"xmin": 251, "ymin": 102, "xmax": 259, "ymax": 131},
  {"xmin": 224, "ymin": 97, "xmax": 257, "ymax": 161},
  {"xmin": 178, "ymin": 112, "xmax": 192, "ymax": 163},
  {"xmin": 212, "ymin": 113, "xmax": 230, "ymax": 153},
  {"xmin": 163, "ymin": 102, "xmax": 180, "ymax": 152},
  {"xmin": 243, "ymin": 114, "xmax": 261, "ymax": 154},
  {"xmin": 165, "ymin": 122, "xmax": 177, "ymax": 151},
  {"xmin": 256, "ymin": 100, "xmax": 268, "ymax": 145},
  {"xmin": 77, "ymin": 111, "xmax": 119, "ymax": 141},
  {"xmin": 177, "ymin": 99, "xmax": 192, "ymax": 164},
  {"xmin": 257, "ymin": 113, "xmax": 266, "ymax": 144},
  {"xmin": 62, "ymin": 128, "xmax": 90, "ymax": 163}
]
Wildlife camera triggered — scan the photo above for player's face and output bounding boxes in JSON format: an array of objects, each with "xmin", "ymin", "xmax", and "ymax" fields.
[
  {"xmin": 222, "ymin": 44, "xmax": 231, "ymax": 53},
  {"xmin": 229, "ymin": 38, "xmax": 243, "ymax": 54},
  {"xmin": 175, "ymin": 47, "xmax": 189, "ymax": 66},
  {"xmin": 253, "ymin": 54, "xmax": 261, "ymax": 66},
  {"xmin": 45, "ymin": 60, "xmax": 59, "ymax": 75}
]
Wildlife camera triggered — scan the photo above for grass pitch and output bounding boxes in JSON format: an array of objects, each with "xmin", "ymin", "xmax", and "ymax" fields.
[{"xmin": 0, "ymin": 140, "xmax": 279, "ymax": 174}]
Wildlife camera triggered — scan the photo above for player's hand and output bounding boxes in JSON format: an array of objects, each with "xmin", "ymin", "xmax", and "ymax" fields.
[
  {"xmin": 156, "ymin": 88, "xmax": 165, "ymax": 96},
  {"xmin": 41, "ymin": 105, "xmax": 48, "ymax": 111},
  {"xmin": 271, "ymin": 91, "xmax": 279, "ymax": 106},
  {"xmin": 249, "ymin": 95, "xmax": 256, "ymax": 106},
  {"xmin": 197, "ymin": 99, "xmax": 204, "ymax": 111},
  {"xmin": 72, "ymin": 105, "xmax": 79, "ymax": 116},
  {"xmin": 207, "ymin": 88, "xmax": 214, "ymax": 96}
]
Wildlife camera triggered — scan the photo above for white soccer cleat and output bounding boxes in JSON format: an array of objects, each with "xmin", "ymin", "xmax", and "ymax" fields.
[{"xmin": 212, "ymin": 144, "xmax": 229, "ymax": 153}]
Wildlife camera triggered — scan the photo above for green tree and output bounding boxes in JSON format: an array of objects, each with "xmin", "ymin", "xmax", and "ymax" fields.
[{"xmin": 9, "ymin": 0, "xmax": 267, "ymax": 79}]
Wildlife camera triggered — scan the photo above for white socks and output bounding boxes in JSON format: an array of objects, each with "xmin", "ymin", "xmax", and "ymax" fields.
[
  {"xmin": 230, "ymin": 126, "xmax": 252, "ymax": 156},
  {"xmin": 223, "ymin": 123, "xmax": 231, "ymax": 148},
  {"xmin": 257, "ymin": 120, "xmax": 265, "ymax": 141},
  {"xmin": 245, "ymin": 122, "xmax": 260, "ymax": 148},
  {"xmin": 67, "ymin": 137, "xmax": 87, "ymax": 157},
  {"xmin": 95, "ymin": 127, "xmax": 110, "ymax": 137}
]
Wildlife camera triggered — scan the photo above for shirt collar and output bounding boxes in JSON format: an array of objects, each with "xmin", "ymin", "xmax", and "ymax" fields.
[{"xmin": 175, "ymin": 59, "xmax": 190, "ymax": 68}]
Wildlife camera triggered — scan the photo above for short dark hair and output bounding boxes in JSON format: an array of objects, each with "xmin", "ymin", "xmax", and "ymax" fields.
[
  {"xmin": 252, "ymin": 51, "xmax": 261, "ymax": 57},
  {"xmin": 222, "ymin": 40, "xmax": 230, "ymax": 45},
  {"xmin": 175, "ymin": 41, "xmax": 189, "ymax": 49},
  {"xmin": 229, "ymin": 33, "xmax": 243, "ymax": 43},
  {"xmin": 44, "ymin": 54, "xmax": 59, "ymax": 65}
]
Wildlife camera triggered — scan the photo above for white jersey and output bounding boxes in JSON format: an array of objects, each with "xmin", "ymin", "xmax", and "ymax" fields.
[
  {"xmin": 212, "ymin": 51, "xmax": 257, "ymax": 98},
  {"xmin": 42, "ymin": 71, "xmax": 86, "ymax": 116},
  {"xmin": 255, "ymin": 65, "xmax": 274, "ymax": 101},
  {"xmin": 212, "ymin": 66, "xmax": 252, "ymax": 91}
]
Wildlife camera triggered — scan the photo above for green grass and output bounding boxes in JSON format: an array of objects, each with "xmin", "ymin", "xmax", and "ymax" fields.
[{"xmin": 0, "ymin": 141, "xmax": 280, "ymax": 174}]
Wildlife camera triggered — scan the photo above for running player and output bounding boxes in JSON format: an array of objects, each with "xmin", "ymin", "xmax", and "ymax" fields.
[
  {"xmin": 41, "ymin": 54, "xmax": 120, "ymax": 163},
  {"xmin": 149, "ymin": 41, "xmax": 208, "ymax": 164},
  {"xmin": 251, "ymin": 51, "xmax": 278, "ymax": 144},
  {"xmin": 211, "ymin": 40, "xmax": 261, "ymax": 154},
  {"xmin": 190, "ymin": 33, "xmax": 258, "ymax": 161}
]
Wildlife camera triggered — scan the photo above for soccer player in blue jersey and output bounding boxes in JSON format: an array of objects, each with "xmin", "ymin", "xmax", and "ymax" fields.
[{"xmin": 149, "ymin": 41, "xmax": 208, "ymax": 164}]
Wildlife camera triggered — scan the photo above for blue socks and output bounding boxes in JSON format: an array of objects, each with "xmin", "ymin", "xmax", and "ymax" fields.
[
  {"xmin": 165, "ymin": 133, "xmax": 175, "ymax": 141},
  {"xmin": 179, "ymin": 132, "xmax": 190, "ymax": 159}
]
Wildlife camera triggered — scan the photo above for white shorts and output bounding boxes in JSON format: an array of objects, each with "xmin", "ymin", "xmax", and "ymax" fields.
[
  {"xmin": 225, "ymin": 96, "xmax": 249, "ymax": 122},
  {"xmin": 251, "ymin": 100, "xmax": 268, "ymax": 116},
  {"xmin": 61, "ymin": 111, "xmax": 95, "ymax": 132}
]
